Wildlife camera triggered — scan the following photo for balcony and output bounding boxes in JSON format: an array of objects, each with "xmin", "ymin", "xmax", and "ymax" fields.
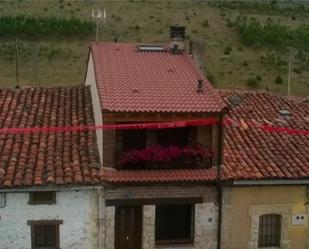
[
  {"xmin": 115, "ymin": 127, "xmax": 213, "ymax": 170},
  {"xmin": 120, "ymin": 144, "xmax": 213, "ymax": 169}
]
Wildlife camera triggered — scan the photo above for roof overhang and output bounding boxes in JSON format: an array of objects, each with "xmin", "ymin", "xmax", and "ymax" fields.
[{"xmin": 233, "ymin": 179, "xmax": 309, "ymax": 186}]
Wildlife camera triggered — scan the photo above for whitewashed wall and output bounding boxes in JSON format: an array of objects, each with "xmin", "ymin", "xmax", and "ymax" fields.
[
  {"xmin": 85, "ymin": 52, "xmax": 103, "ymax": 162},
  {"xmin": 0, "ymin": 189, "xmax": 98, "ymax": 249}
]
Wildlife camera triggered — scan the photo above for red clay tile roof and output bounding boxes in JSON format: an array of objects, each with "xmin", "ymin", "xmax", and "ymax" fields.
[
  {"xmin": 100, "ymin": 168, "xmax": 217, "ymax": 184},
  {"xmin": 0, "ymin": 86, "xmax": 100, "ymax": 188},
  {"xmin": 220, "ymin": 90, "xmax": 309, "ymax": 180},
  {"xmin": 90, "ymin": 42, "xmax": 226, "ymax": 113}
]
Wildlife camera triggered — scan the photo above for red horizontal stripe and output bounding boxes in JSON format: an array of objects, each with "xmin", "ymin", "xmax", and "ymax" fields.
[{"xmin": 0, "ymin": 118, "xmax": 307, "ymax": 136}]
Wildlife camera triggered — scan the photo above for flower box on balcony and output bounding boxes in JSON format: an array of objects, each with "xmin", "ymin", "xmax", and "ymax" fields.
[{"xmin": 120, "ymin": 144, "xmax": 213, "ymax": 169}]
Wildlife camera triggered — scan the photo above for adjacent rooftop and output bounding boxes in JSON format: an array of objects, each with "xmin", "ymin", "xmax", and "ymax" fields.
[
  {"xmin": 220, "ymin": 90, "xmax": 309, "ymax": 180},
  {"xmin": 0, "ymin": 86, "xmax": 100, "ymax": 188}
]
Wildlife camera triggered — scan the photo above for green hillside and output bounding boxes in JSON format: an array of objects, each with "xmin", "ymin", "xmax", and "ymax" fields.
[{"xmin": 0, "ymin": 0, "xmax": 308, "ymax": 96}]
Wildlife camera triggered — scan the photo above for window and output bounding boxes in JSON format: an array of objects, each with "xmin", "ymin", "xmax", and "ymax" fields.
[
  {"xmin": 155, "ymin": 204, "xmax": 194, "ymax": 245},
  {"xmin": 28, "ymin": 220, "xmax": 62, "ymax": 249},
  {"xmin": 29, "ymin": 192, "xmax": 56, "ymax": 205},
  {"xmin": 157, "ymin": 127, "xmax": 188, "ymax": 147},
  {"xmin": 122, "ymin": 130, "xmax": 146, "ymax": 168},
  {"xmin": 123, "ymin": 130, "xmax": 145, "ymax": 151},
  {"xmin": 258, "ymin": 214, "xmax": 281, "ymax": 247}
]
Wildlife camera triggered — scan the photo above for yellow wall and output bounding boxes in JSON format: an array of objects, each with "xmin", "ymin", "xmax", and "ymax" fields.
[{"xmin": 227, "ymin": 186, "xmax": 309, "ymax": 249}]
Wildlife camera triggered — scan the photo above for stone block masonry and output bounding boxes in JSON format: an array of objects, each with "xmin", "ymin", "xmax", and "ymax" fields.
[{"xmin": 104, "ymin": 185, "xmax": 218, "ymax": 249}]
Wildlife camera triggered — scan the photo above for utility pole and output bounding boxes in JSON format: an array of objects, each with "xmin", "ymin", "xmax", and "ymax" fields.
[
  {"xmin": 15, "ymin": 39, "xmax": 19, "ymax": 88},
  {"xmin": 287, "ymin": 60, "xmax": 292, "ymax": 96}
]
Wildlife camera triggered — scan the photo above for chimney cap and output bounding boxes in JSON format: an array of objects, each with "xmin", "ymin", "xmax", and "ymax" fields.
[{"xmin": 170, "ymin": 25, "xmax": 186, "ymax": 40}]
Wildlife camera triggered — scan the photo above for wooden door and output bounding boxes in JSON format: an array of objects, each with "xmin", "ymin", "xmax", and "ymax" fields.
[{"xmin": 115, "ymin": 206, "xmax": 142, "ymax": 249}]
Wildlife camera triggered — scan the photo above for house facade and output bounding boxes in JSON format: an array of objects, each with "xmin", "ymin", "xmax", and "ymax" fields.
[
  {"xmin": 219, "ymin": 90, "xmax": 309, "ymax": 249},
  {"xmin": 0, "ymin": 189, "xmax": 98, "ymax": 249},
  {"xmin": 0, "ymin": 87, "xmax": 102, "ymax": 249},
  {"xmin": 85, "ymin": 34, "xmax": 227, "ymax": 249}
]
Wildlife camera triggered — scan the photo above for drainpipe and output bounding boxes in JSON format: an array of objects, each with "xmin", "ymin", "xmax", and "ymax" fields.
[
  {"xmin": 97, "ymin": 186, "xmax": 104, "ymax": 249},
  {"xmin": 216, "ymin": 109, "xmax": 228, "ymax": 249}
]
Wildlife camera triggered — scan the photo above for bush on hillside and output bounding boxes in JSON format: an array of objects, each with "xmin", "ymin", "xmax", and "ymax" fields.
[
  {"xmin": 235, "ymin": 17, "xmax": 309, "ymax": 51},
  {"xmin": 0, "ymin": 15, "xmax": 94, "ymax": 37},
  {"xmin": 274, "ymin": 75, "xmax": 283, "ymax": 84},
  {"xmin": 246, "ymin": 78, "xmax": 259, "ymax": 88}
]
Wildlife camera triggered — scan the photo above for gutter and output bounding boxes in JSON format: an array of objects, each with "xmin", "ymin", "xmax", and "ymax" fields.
[
  {"xmin": 234, "ymin": 179, "xmax": 309, "ymax": 186},
  {"xmin": 0, "ymin": 185, "xmax": 100, "ymax": 193}
]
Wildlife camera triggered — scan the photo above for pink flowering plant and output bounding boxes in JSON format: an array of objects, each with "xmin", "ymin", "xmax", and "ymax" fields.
[{"xmin": 121, "ymin": 143, "xmax": 213, "ymax": 168}]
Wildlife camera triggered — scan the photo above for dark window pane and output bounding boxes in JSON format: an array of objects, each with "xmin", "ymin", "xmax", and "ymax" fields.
[
  {"xmin": 155, "ymin": 204, "xmax": 193, "ymax": 243},
  {"xmin": 258, "ymin": 214, "xmax": 281, "ymax": 247},
  {"xmin": 31, "ymin": 192, "xmax": 55, "ymax": 204},
  {"xmin": 34, "ymin": 224, "xmax": 57, "ymax": 247},
  {"xmin": 123, "ymin": 130, "xmax": 145, "ymax": 151},
  {"xmin": 157, "ymin": 128, "xmax": 188, "ymax": 147}
]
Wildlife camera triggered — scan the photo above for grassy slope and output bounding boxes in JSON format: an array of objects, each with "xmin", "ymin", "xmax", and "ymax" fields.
[{"xmin": 0, "ymin": 0, "xmax": 308, "ymax": 96}]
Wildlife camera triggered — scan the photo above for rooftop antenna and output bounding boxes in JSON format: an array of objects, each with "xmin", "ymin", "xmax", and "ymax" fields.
[
  {"xmin": 92, "ymin": 8, "xmax": 106, "ymax": 41},
  {"xmin": 15, "ymin": 39, "xmax": 20, "ymax": 89}
]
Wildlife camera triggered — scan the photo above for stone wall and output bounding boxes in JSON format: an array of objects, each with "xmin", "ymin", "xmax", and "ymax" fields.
[
  {"xmin": 0, "ymin": 189, "xmax": 97, "ymax": 249},
  {"xmin": 247, "ymin": 204, "xmax": 292, "ymax": 249},
  {"xmin": 104, "ymin": 185, "xmax": 218, "ymax": 249},
  {"xmin": 221, "ymin": 188, "xmax": 232, "ymax": 249},
  {"xmin": 105, "ymin": 185, "xmax": 216, "ymax": 202},
  {"xmin": 140, "ymin": 203, "xmax": 217, "ymax": 249},
  {"xmin": 104, "ymin": 206, "xmax": 115, "ymax": 249}
]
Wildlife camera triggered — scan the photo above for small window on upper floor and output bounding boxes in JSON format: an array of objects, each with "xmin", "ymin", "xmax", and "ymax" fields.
[
  {"xmin": 29, "ymin": 192, "xmax": 56, "ymax": 205},
  {"xmin": 258, "ymin": 214, "xmax": 282, "ymax": 248}
]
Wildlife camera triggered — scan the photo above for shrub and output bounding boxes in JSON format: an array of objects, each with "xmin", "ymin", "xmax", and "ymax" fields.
[
  {"xmin": 274, "ymin": 75, "xmax": 283, "ymax": 84},
  {"xmin": 226, "ymin": 18, "xmax": 234, "ymax": 28},
  {"xmin": 224, "ymin": 46, "xmax": 232, "ymax": 55},
  {"xmin": 202, "ymin": 19, "xmax": 209, "ymax": 27},
  {"xmin": 242, "ymin": 61, "xmax": 248, "ymax": 67},
  {"xmin": 0, "ymin": 15, "xmax": 93, "ymax": 37},
  {"xmin": 256, "ymin": 75, "xmax": 262, "ymax": 81},
  {"xmin": 293, "ymin": 67, "xmax": 301, "ymax": 74},
  {"xmin": 235, "ymin": 18, "xmax": 309, "ymax": 50},
  {"xmin": 246, "ymin": 78, "xmax": 259, "ymax": 88},
  {"xmin": 261, "ymin": 51, "xmax": 287, "ymax": 68},
  {"xmin": 207, "ymin": 74, "xmax": 215, "ymax": 84}
]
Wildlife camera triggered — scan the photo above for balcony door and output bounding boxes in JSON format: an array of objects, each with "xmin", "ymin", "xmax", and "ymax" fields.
[{"xmin": 157, "ymin": 127, "xmax": 188, "ymax": 147}]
